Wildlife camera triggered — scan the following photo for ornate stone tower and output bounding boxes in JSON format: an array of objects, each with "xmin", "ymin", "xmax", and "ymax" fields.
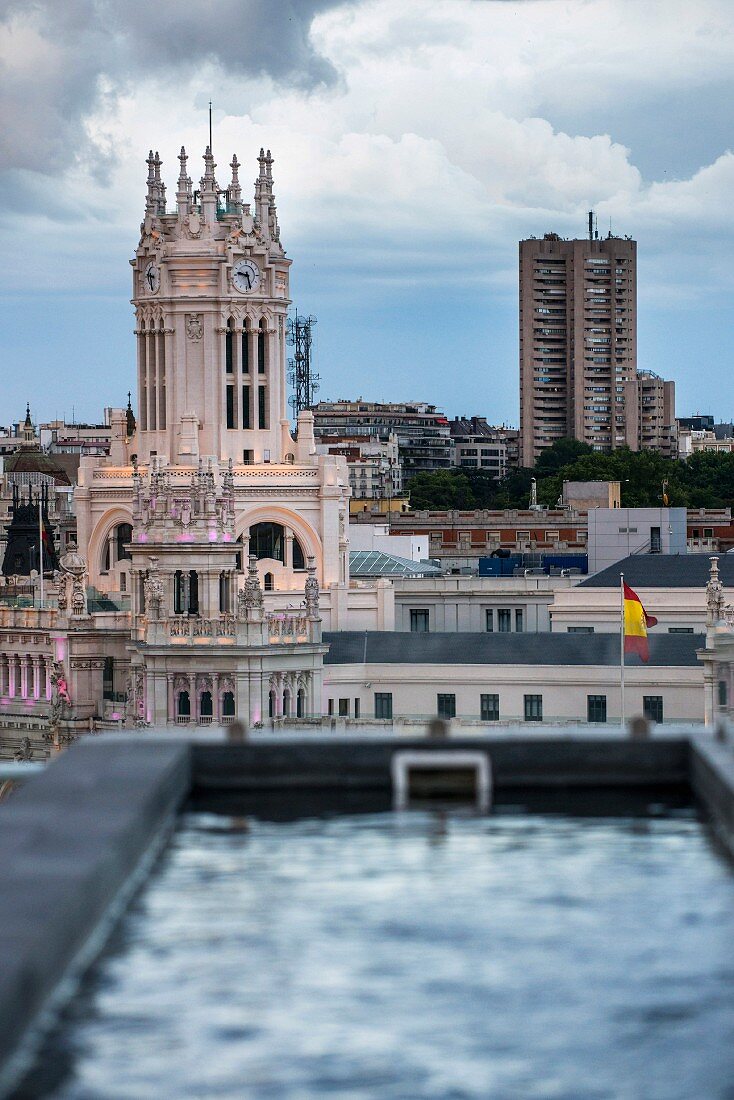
[{"xmin": 133, "ymin": 146, "xmax": 292, "ymax": 467}]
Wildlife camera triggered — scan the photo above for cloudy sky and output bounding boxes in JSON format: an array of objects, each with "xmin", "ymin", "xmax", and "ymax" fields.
[{"xmin": 1, "ymin": 0, "xmax": 732, "ymax": 427}]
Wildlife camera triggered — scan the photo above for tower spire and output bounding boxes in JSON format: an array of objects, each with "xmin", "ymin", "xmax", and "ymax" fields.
[
  {"xmin": 177, "ymin": 145, "xmax": 191, "ymax": 215},
  {"xmin": 255, "ymin": 147, "xmax": 274, "ymax": 237},
  {"xmin": 22, "ymin": 403, "xmax": 34, "ymax": 444},
  {"xmin": 145, "ymin": 149, "xmax": 157, "ymax": 214},
  {"xmin": 200, "ymin": 145, "xmax": 218, "ymax": 222},
  {"xmin": 228, "ymin": 153, "xmax": 242, "ymax": 210}
]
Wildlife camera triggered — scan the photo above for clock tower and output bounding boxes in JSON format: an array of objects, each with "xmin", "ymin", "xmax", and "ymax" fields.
[{"xmin": 133, "ymin": 145, "xmax": 292, "ymax": 466}]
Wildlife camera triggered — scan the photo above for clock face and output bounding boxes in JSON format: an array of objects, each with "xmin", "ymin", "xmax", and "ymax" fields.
[
  {"xmin": 232, "ymin": 258, "xmax": 261, "ymax": 293},
  {"xmin": 143, "ymin": 261, "xmax": 160, "ymax": 294}
]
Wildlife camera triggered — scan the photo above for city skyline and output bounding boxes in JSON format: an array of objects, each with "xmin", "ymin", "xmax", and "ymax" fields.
[{"xmin": 1, "ymin": 0, "xmax": 733, "ymax": 427}]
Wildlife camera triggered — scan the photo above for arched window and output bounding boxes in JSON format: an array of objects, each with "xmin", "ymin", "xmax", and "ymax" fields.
[
  {"xmin": 177, "ymin": 690, "xmax": 190, "ymax": 717},
  {"xmin": 251, "ymin": 522, "xmax": 284, "ymax": 562},
  {"xmin": 297, "ymin": 688, "xmax": 305, "ymax": 718},
  {"xmin": 264, "ymin": 572, "xmax": 274, "ymax": 592},
  {"xmin": 268, "ymin": 690, "xmax": 276, "ymax": 718},
  {"xmin": 222, "ymin": 691, "xmax": 235, "ymax": 718},
  {"xmin": 200, "ymin": 690, "xmax": 213, "ymax": 718},
  {"xmin": 249, "ymin": 523, "xmax": 307, "ymax": 569},
  {"xmin": 116, "ymin": 523, "xmax": 132, "ymax": 563}
]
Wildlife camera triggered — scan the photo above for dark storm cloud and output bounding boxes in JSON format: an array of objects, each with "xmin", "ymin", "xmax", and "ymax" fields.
[{"xmin": 0, "ymin": 0, "xmax": 343, "ymax": 176}]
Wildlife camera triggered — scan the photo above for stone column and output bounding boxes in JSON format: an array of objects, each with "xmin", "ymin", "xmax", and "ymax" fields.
[
  {"xmin": 167, "ymin": 674, "xmax": 174, "ymax": 725},
  {"xmin": 213, "ymin": 673, "xmax": 220, "ymax": 723},
  {"xmin": 284, "ymin": 528, "xmax": 293, "ymax": 569},
  {"xmin": 8, "ymin": 656, "xmax": 17, "ymax": 698},
  {"xmin": 44, "ymin": 658, "xmax": 52, "ymax": 700},
  {"xmin": 32, "ymin": 656, "xmax": 41, "ymax": 700},
  {"xmin": 188, "ymin": 673, "xmax": 196, "ymax": 723},
  {"xmin": 19, "ymin": 656, "xmax": 28, "ymax": 699}
]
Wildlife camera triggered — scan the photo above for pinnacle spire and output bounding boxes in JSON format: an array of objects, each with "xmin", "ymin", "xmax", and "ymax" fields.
[
  {"xmin": 228, "ymin": 153, "xmax": 242, "ymax": 208},
  {"xmin": 145, "ymin": 150, "xmax": 165, "ymax": 215},
  {"xmin": 177, "ymin": 145, "xmax": 192, "ymax": 214}
]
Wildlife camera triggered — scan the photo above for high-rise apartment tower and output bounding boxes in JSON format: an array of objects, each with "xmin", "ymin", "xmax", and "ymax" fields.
[{"xmin": 519, "ymin": 228, "xmax": 637, "ymax": 466}]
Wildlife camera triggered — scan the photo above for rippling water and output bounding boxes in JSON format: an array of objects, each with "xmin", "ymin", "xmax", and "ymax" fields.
[{"xmin": 18, "ymin": 802, "xmax": 734, "ymax": 1099}]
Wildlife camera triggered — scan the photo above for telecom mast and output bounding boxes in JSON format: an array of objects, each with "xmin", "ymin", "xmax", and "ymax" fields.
[{"xmin": 287, "ymin": 311, "xmax": 320, "ymax": 417}]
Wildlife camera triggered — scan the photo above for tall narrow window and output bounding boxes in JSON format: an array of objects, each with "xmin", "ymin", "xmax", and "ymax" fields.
[
  {"xmin": 437, "ymin": 693, "xmax": 456, "ymax": 719},
  {"xmin": 158, "ymin": 323, "xmax": 166, "ymax": 429},
  {"xmin": 258, "ymin": 385, "xmax": 267, "ymax": 429},
  {"xmin": 524, "ymin": 694, "xmax": 543, "ymax": 721},
  {"xmin": 139, "ymin": 322, "xmax": 148, "ymax": 431},
  {"xmin": 480, "ymin": 694, "xmax": 499, "ymax": 721},
  {"xmin": 225, "ymin": 319, "xmax": 234, "ymax": 374},
  {"xmin": 375, "ymin": 693, "xmax": 393, "ymax": 720},
  {"xmin": 102, "ymin": 657, "xmax": 114, "ymax": 700},
  {"xmin": 242, "ymin": 322, "xmax": 250, "ymax": 373},
  {"xmin": 188, "ymin": 570, "xmax": 199, "ymax": 615},
  {"xmin": 258, "ymin": 319, "xmax": 266, "ymax": 373},
  {"xmin": 643, "ymin": 696, "xmax": 663, "ymax": 723},
  {"xmin": 174, "ymin": 569, "xmax": 185, "ymax": 615},
  {"xmin": 148, "ymin": 325, "xmax": 157, "ymax": 431},
  {"xmin": 226, "ymin": 385, "xmax": 235, "ymax": 429},
  {"xmin": 219, "ymin": 572, "xmax": 229, "ymax": 613},
  {"xmin": 587, "ymin": 695, "xmax": 607, "ymax": 723},
  {"xmin": 242, "ymin": 386, "xmax": 250, "ymax": 429}
]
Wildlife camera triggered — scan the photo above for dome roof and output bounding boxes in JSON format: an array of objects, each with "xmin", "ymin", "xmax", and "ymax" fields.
[{"xmin": 4, "ymin": 448, "xmax": 72, "ymax": 486}]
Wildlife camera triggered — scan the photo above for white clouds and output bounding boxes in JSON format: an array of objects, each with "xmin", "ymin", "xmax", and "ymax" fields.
[{"xmin": 1, "ymin": 0, "xmax": 734, "ymax": 422}]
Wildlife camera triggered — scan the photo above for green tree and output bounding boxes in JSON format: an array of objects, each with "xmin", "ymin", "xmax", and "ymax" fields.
[{"xmin": 406, "ymin": 470, "xmax": 476, "ymax": 510}]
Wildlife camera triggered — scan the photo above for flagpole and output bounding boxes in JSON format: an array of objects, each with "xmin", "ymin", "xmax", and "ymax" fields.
[{"xmin": 620, "ymin": 571, "xmax": 625, "ymax": 733}]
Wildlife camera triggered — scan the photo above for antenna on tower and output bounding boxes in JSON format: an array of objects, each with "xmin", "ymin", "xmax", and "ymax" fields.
[
  {"xmin": 588, "ymin": 210, "xmax": 593, "ymax": 241},
  {"xmin": 208, "ymin": 100, "xmax": 213, "ymax": 153},
  {"xmin": 287, "ymin": 311, "xmax": 320, "ymax": 419}
]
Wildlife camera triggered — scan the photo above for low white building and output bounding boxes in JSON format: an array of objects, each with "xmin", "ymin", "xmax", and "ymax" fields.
[
  {"xmin": 549, "ymin": 553, "xmax": 729, "ymax": 634},
  {"xmin": 322, "ymin": 632, "xmax": 704, "ymax": 726},
  {"xmin": 392, "ymin": 573, "xmax": 575, "ymax": 633}
]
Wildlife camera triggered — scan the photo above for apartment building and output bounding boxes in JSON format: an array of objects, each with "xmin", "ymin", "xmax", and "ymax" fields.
[
  {"xmin": 449, "ymin": 417, "xmax": 519, "ymax": 478},
  {"xmin": 624, "ymin": 370, "xmax": 676, "ymax": 457},
  {"xmin": 312, "ymin": 400, "xmax": 452, "ymax": 476},
  {"xmin": 519, "ymin": 230, "xmax": 638, "ymax": 465}
]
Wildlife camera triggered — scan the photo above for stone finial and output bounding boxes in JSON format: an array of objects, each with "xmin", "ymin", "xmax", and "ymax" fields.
[
  {"xmin": 229, "ymin": 153, "xmax": 242, "ymax": 207},
  {"xmin": 176, "ymin": 145, "xmax": 191, "ymax": 214},
  {"xmin": 201, "ymin": 145, "xmax": 217, "ymax": 189},
  {"xmin": 304, "ymin": 555, "xmax": 319, "ymax": 617},
  {"xmin": 707, "ymin": 555, "xmax": 725, "ymax": 626},
  {"xmin": 145, "ymin": 149, "xmax": 156, "ymax": 213},
  {"xmin": 243, "ymin": 554, "xmax": 264, "ymax": 613}
]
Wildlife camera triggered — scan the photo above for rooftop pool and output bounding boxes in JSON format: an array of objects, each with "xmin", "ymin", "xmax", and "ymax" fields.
[{"xmin": 16, "ymin": 795, "xmax": 734, "ymax": 1099}]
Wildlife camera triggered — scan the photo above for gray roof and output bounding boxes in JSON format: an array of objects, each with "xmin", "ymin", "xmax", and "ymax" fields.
[
  {"xmin": 349, "ymin": 550, "xmax": 442, "ymax": 577},
  {"xmin": 581, "ymin": 554, "xmax": 728, "ymax": 589},
  {"xmin": 323, "ymin": 631, "xmax": 704, "ymax": 667}
]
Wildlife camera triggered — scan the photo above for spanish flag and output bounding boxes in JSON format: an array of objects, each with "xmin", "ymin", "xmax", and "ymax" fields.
[{"xmin": 623, "ymin": 582, "xmax": 657, "ymax": 662}]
